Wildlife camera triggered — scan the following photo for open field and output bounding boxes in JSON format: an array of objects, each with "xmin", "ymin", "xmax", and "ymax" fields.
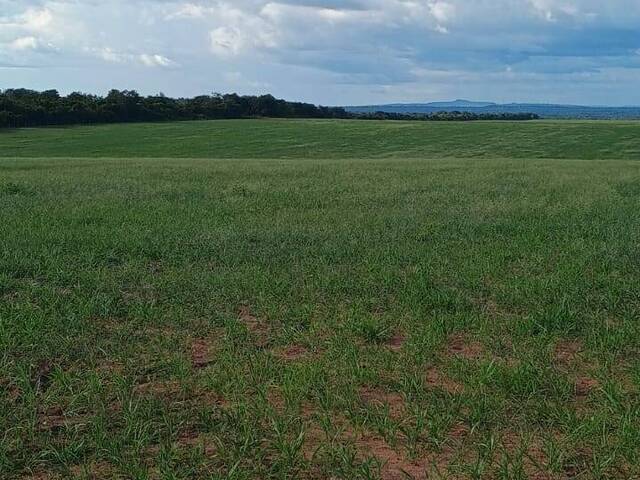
[
  {"xmin": 1, "ymin": 119, "xmax": 640, "ymax": 160},
  {"xmin": 1, "ymin": 120, "xmax": 640, "ymax": 479}
]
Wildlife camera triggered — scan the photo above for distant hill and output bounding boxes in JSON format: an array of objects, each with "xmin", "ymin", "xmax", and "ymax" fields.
[
  {"xmin": 345, "ymin": 100, "xmax": 640, "ymax": 120},
  {"xmin": 424, "ymin": 99, "xmax": 497, "ymax": 108}
]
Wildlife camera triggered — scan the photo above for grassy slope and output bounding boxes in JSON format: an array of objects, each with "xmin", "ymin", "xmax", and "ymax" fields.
[
  {"xmin": 1, "ymin": 119, "xmax": 640, "ymax": 159},
  {"xmin": 1, "ymin": 120, "xmax": 640, "ymax": 479}
]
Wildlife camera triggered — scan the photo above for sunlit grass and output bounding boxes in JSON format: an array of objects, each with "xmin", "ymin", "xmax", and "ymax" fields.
[{"xmin": 1, "ymin": 120, "xmax": 639, "ymax": 479}]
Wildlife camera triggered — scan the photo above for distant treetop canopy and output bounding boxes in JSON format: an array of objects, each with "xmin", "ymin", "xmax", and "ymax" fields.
[{"xmin": 0, "ymin": 89, "xmax": 538, "ymax": 128}]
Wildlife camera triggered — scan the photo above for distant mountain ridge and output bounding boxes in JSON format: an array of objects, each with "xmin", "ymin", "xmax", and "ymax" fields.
[
  {"xmin": 345, "ymin": 100, "xmax": 640, "ymax": 120},
  {"xmin": 424, "ymin": 99, "xmax": 498, "ymax": 108}
]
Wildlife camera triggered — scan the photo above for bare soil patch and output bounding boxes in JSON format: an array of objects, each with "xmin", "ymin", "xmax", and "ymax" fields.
[
  {"xmin": 359, "ymin": 385, "xmax": 406, "ymax": 419},
  {"xmin": 38, "ymin": 405, "xmax": 88, "ymax": 433},
  {"xmin": 274, "ymin": 344, "xmax": 309, "ymax": 361},
  {"xmin": 447, "ymin": 334, "xmax": 484, "ymax": 360},
  {"xmin": 554, "ymin": 339, "xmax": 583, "ymax": 366},
  {"xmin": 386, "ymin": 333, "xmax": 406, "ymax": 352},
  {"xmin": 69, "ymin": 461, "xmax": 115, "ymax": 479},
  {"xmin": 425, "ymin": 368, "xmax": 463, "ymax": 394},
  {"xmin": 191, "ymin": 338, "xmax": 213, "ymax": 369},
  {"xmin": 498, "ymin": 431, "xmax": 554, "ymax": 480},
  {"xmin": 575, "ymin": 377, "xmax": 599, "ymax": 398}
]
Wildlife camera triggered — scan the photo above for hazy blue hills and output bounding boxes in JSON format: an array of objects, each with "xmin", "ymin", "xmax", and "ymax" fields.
[{"xmin": 345, "ymin": 100, "xmax": 640, "ymax": 119}]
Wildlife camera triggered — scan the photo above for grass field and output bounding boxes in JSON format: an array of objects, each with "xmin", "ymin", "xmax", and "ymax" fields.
[
  {"xmin": 1, "ymin": 119, "xmax": 640, "ymax": 479},
  {"xmin": 1, "ymin": 119, "xmax": 640, "ymax": 160}
]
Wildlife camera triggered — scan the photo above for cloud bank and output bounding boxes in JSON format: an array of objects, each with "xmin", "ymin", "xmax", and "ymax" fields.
[{"xmin": 1, "ymin": 0, "xmax": 639, "ymax": 104}]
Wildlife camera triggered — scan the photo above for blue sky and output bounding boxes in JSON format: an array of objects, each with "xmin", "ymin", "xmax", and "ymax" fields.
[{"xmin": 1, "ymin": 0, "xmax": 639, "ymax": 105}]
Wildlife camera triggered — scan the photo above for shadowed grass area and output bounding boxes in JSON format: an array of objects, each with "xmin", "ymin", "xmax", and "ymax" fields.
[
  {"xmin": 1, "ymin": 119, "xmax": 640, "ymax": 160},
  {"xmin": 1, "ymin": 120, "xmax": 640, "ymax": 479}
]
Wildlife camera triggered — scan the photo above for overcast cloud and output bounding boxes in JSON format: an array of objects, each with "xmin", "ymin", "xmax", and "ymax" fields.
[{"xmin": 1, "ymin": 0, "xmax": 639, "ymax": 105}]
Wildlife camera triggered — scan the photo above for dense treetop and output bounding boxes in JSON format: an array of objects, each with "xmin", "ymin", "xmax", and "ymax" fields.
[{"xmin": 0, "ymin": 89, "xmax": 538, "ymax": 128}]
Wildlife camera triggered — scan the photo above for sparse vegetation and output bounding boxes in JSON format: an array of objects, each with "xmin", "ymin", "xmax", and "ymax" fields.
[{"xmin": 1, "ymin": 119, "xmax": 639, "ymax": 479}]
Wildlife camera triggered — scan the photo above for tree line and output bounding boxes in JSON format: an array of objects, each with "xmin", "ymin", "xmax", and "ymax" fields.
[{"xmin": 0, "ymin": 89, "xmax": 538, "ymax": 128}]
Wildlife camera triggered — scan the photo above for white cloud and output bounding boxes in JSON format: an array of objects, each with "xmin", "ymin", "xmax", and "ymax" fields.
[
  {"xmin": 139, "ymin": 53, "xmax": 174, "ymax": 67},
  {"xmin": 165, "ymin": 3, "xmax": 208, "ymax": 20},
  {"xmin": 428, "ymin": 1, "xmax": 455, "ymax": 24},
  {"xmin": 8, "ymin": 36, "xmax": 40, "ymax": 50},
  {"xmin": 98, "ymin": 47, "xmax": 125, "ymax": 63},
  {"xmin": 208, "ymin": 5, "xmax": 279, "ymax": 57},
  {"xmin": 89, "ymin": 47, "xmax": 175, "ymax": 67},
  {"xmin": 20, "ymin": 7, "xmax": 54, "ymax": 32},
  {"xmin": 210, "ymin": 27, "xmax": 247, "ymax": 57}
]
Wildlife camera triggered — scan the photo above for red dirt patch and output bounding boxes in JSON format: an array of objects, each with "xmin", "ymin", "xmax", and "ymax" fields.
[
  {"xmin": 554, "ymin": 339, "xmax": 583, "ymax": 366},
  {"xmin": 267, "ymin": 387, "xmax": 287, "ymax": 413},
  {"xmin": 386, "ymin": 333, "xmax": 406, "ymax": 352},
  {"xmin": 303, "ymin": 420, "xmax": 434, "ymax": 479},
  {"xmin": 575, "ymin": 377, "xmax": 600, "ymax": 398},
  {"xmin": 38, "ymin": 405, "xmax": 66, "ymax": 432},
  {"xmin": 191, "ymin": 338, "xmax": 213, "ymax": 369},
  {"xmin": 355, "ymin": 432, "xmax": 432, "ymax": 480},
  {"xmin": 135, "ymin": 379, "xmax": 183, "ymax": 398},
  {"xmin": 274, "ymin": 344, "xmax": 309, "ymax": 361},
  {"xmin": 239, "ymin": 305, "xmax": 259, "ymax": 327},
  {"xmin": 447, "ymin": 422, "xmax": 469, "ymax": 442},
  {"xmin": 135, "ymin": 381, "xmax": 228, "ymax": 409},
  {"xmin": 70, "ymin": 461, "xmax": 114, "ymax": 479},
  {"xmin": 359, "ymin": 386, "xmax": 406, "ymax": 419},
  {"xmin": 95, "ymin": 358, "xmax": 125, "ymax": 375},
  {"xmin": 425, "ymin": 368, "xmax": 463, "ymax": 394},
  {"xmin": 447, "ymin": 334, "xmax": 483, "ymax": 360},
  {"xmin": 498, "ymin": 431, "xmax": 555, "ymax": 480},
  {"xmin": 175, "ymin": 428, "xmax": 218, "ymax": 456},
  {"xmin": 38, "ymin": 406, "xmax": 87, "ymax": 433}
]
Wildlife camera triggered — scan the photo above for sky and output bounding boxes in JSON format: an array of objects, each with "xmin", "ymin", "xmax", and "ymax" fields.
[{"xmin": 1, "ymin": 0, "xmax": 640, "ymax": 106}]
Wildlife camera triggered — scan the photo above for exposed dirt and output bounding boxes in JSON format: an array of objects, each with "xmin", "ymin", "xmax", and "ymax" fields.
[
  {"xmin": 386, "ymin": 333, "xmax": 406, "ymax": 352},
  {"xmin": 447, "ymin": 422, "xmax": 469, "ymax": 442},
  {"xmin": 134, "ymin": 379, "xmax": 228, "ymax": 412},
  {"xmin": 355, "ymin": 432, "xmax": 432, "ymax": 480},
  {"xmin": 135, "ymin": 379, "xmax": 183, "ymax": 398},
  {"xmin": 575, "ymin": 377, "xmax": 600, "ymax": 398},
  {"xmin": 425, "ymin": 367, "xmax": 463, "ymax": 394},
  {"xmin": 191, "ymin": 338, "xmax": 213, "ymax": 369},
  {"xmin": 267, "ymin": 386, "xmax": 286, "ymax": 413},
  {"xmin": 554, "ymin": 339, "xmax": 583, "ymax": 366},
  {"xmin": 69, "ymin": 461, "xmax": 115, "ymax": 479},
  {"xmin": 304, "ymin": 419, "xmax": 446, "ymax": 480},
  {"xmin": 33, "ymin": 359, "xmax": 54, "ymax": 394},
  {"xmin": 95, "ymin": 358, "xmax": 125, "ymax": 375},
  {"xmin": 359, "ymin": 385, "xmax": 406, "ymax": 419},
  {"xmin": 447, "ymin": 334, "xmax": 484, "ymax": 360},
  {"xmin": 175, "ymin": 428, "xmax": 218, "ymax": 456},
  {"xmin": 38, "ymin": 405, "xmax": 66, "ymax": 432},
  {"xmin": 38, "ymin": 405, "xmax": 87, "ymax": 433},
  {"xmin": 274, "ymin": 344, "xmax": 309, "ymax": 361},
  {"xmin": 498, "ymin": 431, "xmax": 554, "ymax": 480}
]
